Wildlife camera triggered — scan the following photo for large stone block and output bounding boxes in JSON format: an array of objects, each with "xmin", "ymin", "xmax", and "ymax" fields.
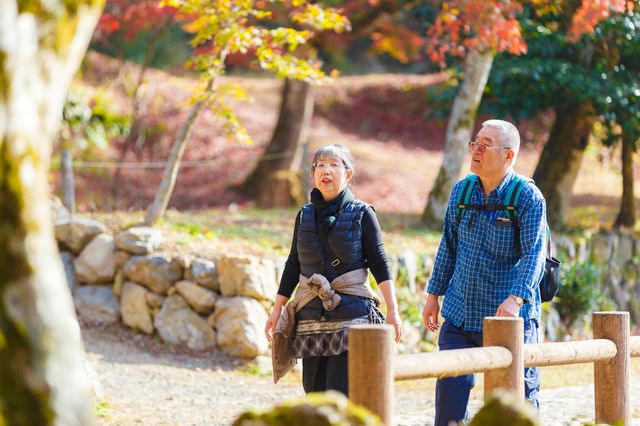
[
  {"xmin": 211, "ymin": 296, "xmax": 268, "ymax": 358},
  {"xmin": 121, "ymin": 282, "xmax": 154, "ymax": 334},
  {"xmin": 74, "ymin": 233, "xmax": 116, "ymax": 284},
  {"xmin": 73, "ymin": 286, "xmax": 119, "ymax": 324},
  {"xmin": 115, "ymin": 227, "xmax": 164, "ymax": 255},
  {"xmin": 154, "ymin": 295, "xmax": 216, "ymax": 351},
  {"xmin": 175, "ymin": 280, "xmax": 217, "ymax": 314},
  {"xmin": 189, "ymin": 258, "xmax": 218, "ymax": 290},
  {"xmin": 217, "ymin": 255, "xmax": 276, "ymax": 300},
  {"xmin": 55, "ymin": 217, "xmax": 107, "ymax": 254},
  {"xmin": 123, "ymin": 254, "xmax": 182, "ymax": 294}
]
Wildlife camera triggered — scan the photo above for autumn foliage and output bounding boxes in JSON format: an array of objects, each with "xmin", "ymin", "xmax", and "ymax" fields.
[
  {"xmin": 95, "ymin": 0, "xmax": 180, "ymax": 41},
  {"xmin": 425, "ymin": 0, "xmax": 631, "ymax": 67},
  {"xmin": 567, "ymin": 0, "xmax": 630, "ymax": 41},
  {"xmin": 427, "ymin": 0, "xmax": 527, "ymax": 66}
]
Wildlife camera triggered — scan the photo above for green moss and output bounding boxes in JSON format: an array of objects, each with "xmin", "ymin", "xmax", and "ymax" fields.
[
  {"xmin": 232, "ymin": 391, "xmax": 383, "ymax": 426},
  {"xmin": 0, "ymin": 141, "xmax": 53, "ymax": 424},
  {"xmin": 17, "ymin": 0, "xmax": 46, "ymax": 14},
  {"xmin": 17, "ymin": 0, "xmax": 106, "ymax": 53},
  {"xmin": 54, "ymin": 9, "xmax": 80, "ymax": 54},
  {"xmin": 0, "ymin": 52, "xmax": 7, "ymax": 101},
  {"xmin": 470, "ymin": 390, "xmax": 539, "ymax": 426}
]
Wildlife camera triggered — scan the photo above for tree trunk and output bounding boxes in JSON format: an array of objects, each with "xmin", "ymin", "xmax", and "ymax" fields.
[
  {"xmin": 144, "ymin": 77, "xmax": 214, "ymax": 226},
  {"xmin": 0, "ymin": 1, "xmax": 103, "ymax": 425},
  {"xmin": 614, "ymin": 136, "xmax": 637, "ymax": 228},
  {"xmin": 421, "ymin": 50, "xmax": 495, "ymax": 227},
  {"xmin": 532, "ymin": 101, "xmax": 596, "ymax": 229},
  {"xmin": 240, "ymin": 78, "xmax": 312, "ymax": 207},
  {"xmin": 111, "ymin": 19, "xmax": 169, "ymax": 208}
]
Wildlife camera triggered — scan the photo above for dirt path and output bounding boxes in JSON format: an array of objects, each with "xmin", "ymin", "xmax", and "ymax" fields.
[{"xmin": 85, "ymin": 324, "xmax": 640, "ymax": 425}]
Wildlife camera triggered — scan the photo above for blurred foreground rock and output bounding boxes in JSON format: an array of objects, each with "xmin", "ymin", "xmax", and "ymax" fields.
[{"xmin": 232, "ymin": 391, "xmax": 383, "ymax": 426}]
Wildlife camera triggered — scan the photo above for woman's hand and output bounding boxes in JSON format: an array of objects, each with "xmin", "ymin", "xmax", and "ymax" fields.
[
  {"xmin": 378, "ymin": 280, "xmax": 403, "ymax": 343},
  {"xmin": 264, "ymin": 307, "xmax": 282, "ymax": 343},
  {"xmin": 264, "ymin": 295, "xmax": 289, "ymax": 342},
  {"xmin": 386, "ymin": 307, "xmax": 403, "ymax": 343}
]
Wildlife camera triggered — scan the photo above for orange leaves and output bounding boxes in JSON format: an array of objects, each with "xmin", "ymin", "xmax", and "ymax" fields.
[
  {"xmin": 427, "ymin": 0, "xmax": 526, "ymax": 67},
  {"xmin": 567, "ymin": 0, "xmax": 628, "ymax": 42},
  {"xmin": 426, "ymin": 0, "xmax": 630, "ymax": 67},
  {"xmin": 370, "ymin": 21, "xmax": 425, "ymax": 64}
]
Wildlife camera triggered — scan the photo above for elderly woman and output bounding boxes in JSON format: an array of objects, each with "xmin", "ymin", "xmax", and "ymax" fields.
[{"xmin": 265, "ymin": 144, "xmax": 402, "ymax": 395}]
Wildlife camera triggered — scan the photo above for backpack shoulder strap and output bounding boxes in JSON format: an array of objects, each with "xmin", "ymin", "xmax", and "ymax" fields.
[
  {"xmin": 456, "ymin": 174, "xmax": 477, "ymax": 224},
  {"xmin": 503, "ymin": 175, "xmax": 528, "ymax": 220},
  {"xmin": 502, "ymin": 175, "xmax": 530, "ymax": 257}
]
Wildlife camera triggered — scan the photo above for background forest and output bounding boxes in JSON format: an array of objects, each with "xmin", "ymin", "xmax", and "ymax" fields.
[{"xmin": 1, "ymin": 0, "xmax": 640, "ymax": 425}]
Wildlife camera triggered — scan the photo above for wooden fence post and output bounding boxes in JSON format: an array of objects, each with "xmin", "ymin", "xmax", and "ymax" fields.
[
  {"xmin": 61, "ymin": 149, "xmax": 75, "ymax": 213},
  {"xmin": 593, "ymin": 311, "xmax": 630, "ymax": 425},
  {"xmin": 349, "ymin": 324, "xmax": 394, "ymax": 425},
  {"xmin": 483, "ymin": 317, "xmax": 524, "ymax": 399}
]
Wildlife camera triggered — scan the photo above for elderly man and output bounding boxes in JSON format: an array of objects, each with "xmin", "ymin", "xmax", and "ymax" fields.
[{"xmin": 422, "ymin": 119, "xmax": 547, "ymax": 425}]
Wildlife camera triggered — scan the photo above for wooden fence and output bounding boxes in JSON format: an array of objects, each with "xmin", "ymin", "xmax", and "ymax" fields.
[{"xmin": 349, "ymin": 311, "xmax": 640, "ymax": 425}]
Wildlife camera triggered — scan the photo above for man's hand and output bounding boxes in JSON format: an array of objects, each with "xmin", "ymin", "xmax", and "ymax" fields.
[
  {"xmin": 422, "ymin": 293, "xmax": 440, "ymax": 332},
  {"xmin": 495, "ymin": 295, "xmax": 522, "ymax": 317}
]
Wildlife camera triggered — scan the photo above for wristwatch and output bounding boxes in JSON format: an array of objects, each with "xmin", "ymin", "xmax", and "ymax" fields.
[{"xmin": 510, "ymin": 295, "xmax": 524, "ymax": 306}]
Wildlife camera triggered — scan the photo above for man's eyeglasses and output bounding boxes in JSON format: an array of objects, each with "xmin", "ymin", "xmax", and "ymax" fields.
[{"xmin": 468, "ymin": 140, "xmax": 511, "ymax": 154}]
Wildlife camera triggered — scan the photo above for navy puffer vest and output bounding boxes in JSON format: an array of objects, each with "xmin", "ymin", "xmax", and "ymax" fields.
[{"xmin": 297, "ymin": 200, "xmax": 369, "ymax": 281}]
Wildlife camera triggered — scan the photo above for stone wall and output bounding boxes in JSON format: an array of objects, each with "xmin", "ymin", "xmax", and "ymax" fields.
[
  {"xmin": 55, "ymin": 214, "xmax": 276, "ymax": 358},
  {"xmin": 553, "ymin": 230, "xmax": 640, "ymax": 324},
  {"xmin": 53, "ymin": 204, "xmax": 640, "ymax": 358}
]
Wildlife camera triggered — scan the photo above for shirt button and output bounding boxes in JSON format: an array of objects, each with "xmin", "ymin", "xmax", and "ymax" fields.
[{"xmin": 476, "ymin": 240, "xmax": 480, "ymax": 245}]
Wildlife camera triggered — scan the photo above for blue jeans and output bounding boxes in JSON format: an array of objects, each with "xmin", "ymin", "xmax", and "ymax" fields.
[{"xmin": 434, "ymin": 320, "xmax": 540, "ymax": 426}]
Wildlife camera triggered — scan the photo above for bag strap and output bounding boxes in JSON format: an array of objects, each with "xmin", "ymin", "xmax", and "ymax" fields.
[
  {"xmin": 317, "ymin": 228, "xmax": 350, "ymax": 276},
  {"xmin": 456, "ymin": 174, "xmax": 478, "ymax": 224},
  {"xmin": 503, "ymin": 177, "xmax": 526, "ymax": 257}
]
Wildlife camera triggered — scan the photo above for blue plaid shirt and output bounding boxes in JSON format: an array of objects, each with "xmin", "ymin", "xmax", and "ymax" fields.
[{"xmin": 427, "ymin": 169, "xmax": 546, "ymax": 332}]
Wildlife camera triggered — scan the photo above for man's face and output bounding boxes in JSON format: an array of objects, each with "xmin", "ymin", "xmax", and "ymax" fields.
[{"xmin": 469, "ymin": 126, "xmax": 512, "ymax": 179}]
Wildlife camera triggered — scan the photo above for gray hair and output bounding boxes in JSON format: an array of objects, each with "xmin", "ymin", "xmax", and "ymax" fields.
[
  {"xmin": 481, "ymin": 119, "xmax": 520, "ymax": 166},
  {"xmin": 310, "ymin": 144, "xmax": 355, "ymax": 177}
]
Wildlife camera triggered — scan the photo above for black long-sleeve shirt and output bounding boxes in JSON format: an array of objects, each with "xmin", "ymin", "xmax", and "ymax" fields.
[{"xmin": 277, "ymin": 207, "xmax": 392, "ymax": 298}]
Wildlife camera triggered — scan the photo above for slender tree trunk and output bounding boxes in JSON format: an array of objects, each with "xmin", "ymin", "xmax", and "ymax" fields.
[
  {"xmin": 111, "ymin": 19, "xmax": 170, "ymax": 208},
  {"xmin": 240, "ymin": 78, "xmax": 312, "ymax": 207},
  {"xmin": 532, "ymin": 101, "xmax": 595, "ymax": 229},
  {"xmin": 614, "ymin": 136, "xmax": 637, "ymax": 228},
  {"xmin": 421, "ymin": 50, "xmax": 495, "ymax": 227},
  {"xmin": 0, "ymin": 1, "xmax": 103, "ymax": 424},
  {"xmin": 144, "ymin": 78, "xmax": 214, "ymax": 226}
]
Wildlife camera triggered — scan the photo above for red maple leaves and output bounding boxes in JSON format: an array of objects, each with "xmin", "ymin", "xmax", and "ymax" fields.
[{"xmin": 95, "ymin": 0, "xmax": 179, "ymax": 41}]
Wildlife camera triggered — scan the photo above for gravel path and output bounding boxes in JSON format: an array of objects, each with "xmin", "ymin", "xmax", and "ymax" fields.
[{"xmin": 85, "ymin": 324, "xmax": 640, "ymax": 425}]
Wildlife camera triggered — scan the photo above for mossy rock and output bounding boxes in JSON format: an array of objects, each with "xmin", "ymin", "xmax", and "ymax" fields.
[
  {"xmin": 469, "ymin": 390, "xmax": 538, "ymax": 426},
  {"xmin": 232, "ymin": 391, "xmax": 383, "ymax": 426}
]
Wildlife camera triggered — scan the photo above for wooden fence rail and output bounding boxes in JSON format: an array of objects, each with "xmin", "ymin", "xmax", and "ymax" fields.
[{"xmin": 349, "ymin": 311, "xmax": 637, "ymax": 426}]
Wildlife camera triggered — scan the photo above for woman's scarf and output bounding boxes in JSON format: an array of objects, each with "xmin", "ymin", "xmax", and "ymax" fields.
[{"xmin": 310, "ymin": 186, "xmax": 355, "ymax": 234}]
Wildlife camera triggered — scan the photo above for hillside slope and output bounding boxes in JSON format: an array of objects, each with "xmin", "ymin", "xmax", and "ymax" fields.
[{"xmin": 58, "ymin": 52, "xmax": 632, "ymax": 225}]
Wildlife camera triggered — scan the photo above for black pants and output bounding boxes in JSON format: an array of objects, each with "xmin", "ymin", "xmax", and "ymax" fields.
[{"xmin": 302, "ymin": 351, "xmax": 348, "ymax": 395}]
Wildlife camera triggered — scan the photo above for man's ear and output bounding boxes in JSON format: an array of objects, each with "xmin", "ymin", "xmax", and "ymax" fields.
[
  {"xmin": 346, "ymin": 169, "xmax": 353, "ymax": 182},
  {"xmin": 506, "ymin": 149, "xmax": 515, "ymax": 162}
]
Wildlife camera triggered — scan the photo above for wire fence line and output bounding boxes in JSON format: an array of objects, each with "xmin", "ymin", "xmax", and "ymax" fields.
[
  {"xmin": 54, "ymin": 144, "xmax": 312, "ymax": 211},
  {"xmin": 61, "ymin": 149, "xmax": 298, "ymax": 169}
]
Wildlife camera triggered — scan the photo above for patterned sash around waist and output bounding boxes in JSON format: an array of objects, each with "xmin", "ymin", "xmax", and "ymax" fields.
[{"xmin": 293, "ymin": 316, "xmax": 369, "ymax": 358}]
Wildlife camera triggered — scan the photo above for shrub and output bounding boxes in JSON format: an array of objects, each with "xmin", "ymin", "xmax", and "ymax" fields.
[{"xmin": 554, "ymin": 260, "xmax": 606, "ymax": 331}]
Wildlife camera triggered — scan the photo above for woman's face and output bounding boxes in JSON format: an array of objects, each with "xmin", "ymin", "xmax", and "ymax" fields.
[{"xmin": 313, "ymin": 156, "xmax": 352, "ymax": 201}]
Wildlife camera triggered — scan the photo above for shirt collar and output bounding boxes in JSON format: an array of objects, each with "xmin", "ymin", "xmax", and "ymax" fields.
[{"xmin": 474, "ymin": 168, "xmax": 515, "ymax": 200}]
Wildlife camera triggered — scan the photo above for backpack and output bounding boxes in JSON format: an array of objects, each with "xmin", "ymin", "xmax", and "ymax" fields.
[{"xmin": 455, "ymin": 173, "xmax": 561, "ymax": 302}]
